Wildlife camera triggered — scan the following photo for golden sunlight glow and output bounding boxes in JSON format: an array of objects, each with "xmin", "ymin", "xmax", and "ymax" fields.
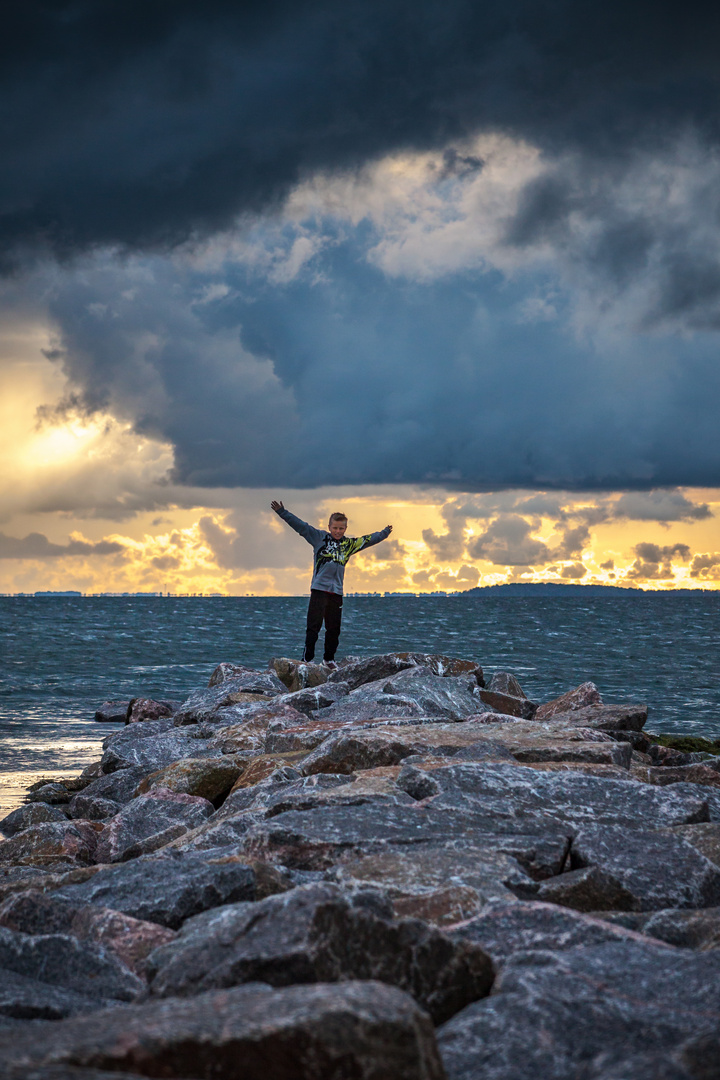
[{"xmin": 2, "ymin": 327, "xmax": 720, "ymax": 596}]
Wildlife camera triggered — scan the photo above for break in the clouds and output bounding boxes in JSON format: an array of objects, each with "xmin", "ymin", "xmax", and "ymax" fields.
[{"xmin": 3, "ymin": 1, "xmax": 720, "ymax": 499}]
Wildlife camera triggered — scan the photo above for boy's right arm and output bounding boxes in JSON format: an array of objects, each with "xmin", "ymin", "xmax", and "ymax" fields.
[{"xmin": 271, "ymin": 501, "xmax": 325, "ymax": 545}]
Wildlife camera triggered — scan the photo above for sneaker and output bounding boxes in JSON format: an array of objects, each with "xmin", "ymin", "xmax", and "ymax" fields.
[{"xmin": 324, "ymin": 660, "xmax": 338, "ymax": 670}]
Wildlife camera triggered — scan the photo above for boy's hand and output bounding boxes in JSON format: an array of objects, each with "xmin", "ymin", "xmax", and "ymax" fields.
[
  {"xmin": 271, "ymin": 500, "xmax": 285, "ymax": 513},
  {"xmin": 386, "ymin": 525, "xmax": 393, "ymax": 533}
]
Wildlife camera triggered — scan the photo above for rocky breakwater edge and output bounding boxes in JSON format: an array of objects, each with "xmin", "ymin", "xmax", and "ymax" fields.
[{"xmin": 0, "ymin": 654, "xmax": 719, "ymax": 1080}]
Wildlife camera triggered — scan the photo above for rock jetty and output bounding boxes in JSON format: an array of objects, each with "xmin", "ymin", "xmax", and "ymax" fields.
[{"xmin": 0, "ymin": 652, "xmax": 719, "ymax": 1079}]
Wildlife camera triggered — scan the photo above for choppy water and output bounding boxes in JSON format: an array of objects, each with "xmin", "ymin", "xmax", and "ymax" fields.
[{"xmin": 1, "ymin": 594, "xmax": 718, "ymax": 813}]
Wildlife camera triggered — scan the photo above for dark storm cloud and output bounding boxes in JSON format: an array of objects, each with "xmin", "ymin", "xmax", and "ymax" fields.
[
  {"xmin": 33, "ymin": 235, "xmax": 720, "ymax": 492},
  {"xmin": 3, "ymin": 0, "xmax": 720, "ymax": 266},
  {"xmin": 0, "ymin": 532, "xmax": 124, "ymax": 559}
]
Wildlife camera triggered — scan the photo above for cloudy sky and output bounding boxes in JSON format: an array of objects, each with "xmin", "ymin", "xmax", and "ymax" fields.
[{"xmin": 3, "ymin": 0, "xmax": 720, "ymax": 594}]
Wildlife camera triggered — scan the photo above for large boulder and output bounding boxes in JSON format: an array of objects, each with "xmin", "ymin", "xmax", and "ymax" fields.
[
  {"xmin": 549, "ymin": 703, "xmax": 649, "ymax": 732},
  {"xmin": 94, "ymin": 791, "xmax": 214, "ymax": 863},
  {"xmin": 26, "ymin": 782, "xmax": 71, "ymax": 805},
  {"xmin": 437, "ymin": 940, "xmax": 720, "ymax": 1080},
  {"xmin": 67, "ymin": 795, "xmax": 120, "ymax": 822},
  {"xmin": 424, "ymin": 762, "xmax": 710, "ymax": 832},
  {"xmin": 73, "ymin": 767, "xmax": 148, "ymax": 807},
  {"xmin": 0, "ymin": 890, "xmax": 80, "ymax": 935},
  {"xmin": 208, "ymin": 664, "xmax": 287, "ymax": 693},
  {"xmin": 473, "ymin": 689, "xmax": 537, "ymax": 719},
  {"xmin": 0, "ymin": 925, "xmax": 143, "ymax": 1002},
  {"xmin": 534, "ymin": 681, "xmax": 603, "ymax": 720},
  {"xmin": 93, "ymin": 701, "xmax": 130, "ymax": 723},
  {"xmin": 147, "ymin": 882, "xmax": 494, "ymax": 1024},
  {"xmin": 268, "ymin": 658, "xmax": 329, "ymax": 693},
  {"xmin": 317, "ymin": 667, "xmax": 480, "ymax": 725},
  {"xmin": 136, "ymin": 757, "xmax": 244, "ymax": 802},
  {"xmin": 292, "ymin": 721, "xmax": 554, "ymax": 775},
  {"xmin": 529, "ymin": 865, "xmax": 638, "ymax": 911},
  {"xmin": 0, "ymin": 890, "xmax": 175, "ymax": 976},
  {"xmin": 633, "ymin": 763, "xmax": 720, "ymax": 788},
  {"xmin": 487, "ymin": 673, "xmax": 526, "ymax": 698},
  {"xmin": 0, "ymin": 822, "xmax": 101, "ymax": 868},
  {"xmin": 0, "ymin": 981, "xmax": 446, "ymax": 1080},
  {"xmin": 54, "ymin": 851, "xmax": 258, "ymax": 928},
  {"xmin": 446, "ymin": 899, "xmax": 662, "ymax": 966},
  {"xmin": 173, "ymin": 671, "xmax": 287, "ymax": 726},
  {"xmin": 638, "ymin": 906, "xmax": 720, "ymax": 951},
  {"xmin": 327, "ymin": 653, "xmax": 484, "ymax": 691},
  {"xmin": 0, "ymin": 804, "xmax": 67, "ymax": 838},
  {"xmin": 0, "ymin": 968, "xmax": 105, "ymax": 1021},
  {"xmin": 67, "ymin": 906, "xmax": 176, "ymax": 976},
  {"xmin": 277, "ymin": 682, "xmax": 352, "ymax": 717},
  {"xmin": 208, "ymin": 704, "xmax": 307, "ymax": 754},
  {"xmin": 569, "ymin": 825, "xmax": 720, "ymax": 910},
  {"xmin": 329, "ymin": 844, "xmax": 536, "ymax": 924},
  {"xmin": 126, "ymin": 698, "xmax": 181, "ymax": 725},
  {"xmin": 668, "ymin": 822, "xmax": 720, "ymax": 868},
  {"xmin": 100, "ymin": 723, "xmax": 223, "ymax": 774}
]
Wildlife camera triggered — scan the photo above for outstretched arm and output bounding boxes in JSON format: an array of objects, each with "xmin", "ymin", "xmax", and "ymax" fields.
[
  {"xmin": 271, "ymin": 500, "xmax": 326, "ymax": 545},
  {"xmin": 347, "ymin": 524, "xmax": 393, "ymax": 556}
]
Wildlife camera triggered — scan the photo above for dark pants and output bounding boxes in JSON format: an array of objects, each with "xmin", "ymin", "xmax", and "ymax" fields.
[{"xmin": 303, "ymin": 589, "xmax": 343, "ymax": 662}]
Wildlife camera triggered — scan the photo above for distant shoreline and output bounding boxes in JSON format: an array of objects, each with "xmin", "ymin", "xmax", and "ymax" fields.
[{"xmin": 2, "ymin": 584, "xmax": 718, "ymax": 598}]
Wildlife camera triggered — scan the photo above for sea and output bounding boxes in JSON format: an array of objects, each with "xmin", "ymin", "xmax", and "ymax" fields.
[{"xmin": 1, "ymin": 593, "xmax": 719, "ymax": 814}]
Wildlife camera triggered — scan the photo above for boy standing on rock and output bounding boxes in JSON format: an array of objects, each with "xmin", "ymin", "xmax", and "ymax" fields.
[{"xmin": 271, "ymin": 500, "xmax": 392, "ymax": 666}]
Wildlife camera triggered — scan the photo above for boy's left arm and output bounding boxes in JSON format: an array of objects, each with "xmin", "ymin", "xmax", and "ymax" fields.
[{"xmin": 348, "ymin": 524, "xmax": 393, "ymax": 556}]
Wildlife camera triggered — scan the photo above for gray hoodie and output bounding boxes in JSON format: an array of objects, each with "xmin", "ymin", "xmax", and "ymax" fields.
[{"xmin": 277, "ymin": 508, "xmax": 391, "ymax": 595}]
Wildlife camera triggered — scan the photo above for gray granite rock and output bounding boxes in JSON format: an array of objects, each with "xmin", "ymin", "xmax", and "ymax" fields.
[
  {"xmin": 126, "ymin": 698, "xmax": 182, "ymax": 725},
  {"xmin": 570, "ymin": 825, "xmax": 720, "ymax": 909},
  {"xmin": 0, "ymin": 890, "xmax": 79, "ymax": 935},
  {"xmin": 425, "ymin": 763, "xmax": 709, "ymax": 831},
  {"xmin": 173, "ymin": 672, "xmax": 287, "ymax": 726},
  {"xmin": 241, "ymin": 799, "xmax": 558, "ymax": 880},
  {"xmin": 147, "ymin": 881, "xmax": 494, "ymax": 1023},
  {"xmin": 94, "ymin": 701, "xmax": 130, "ymax": 723},
  {"xmin": 26, "ymin": 783, "xmax": 71, "ymax": 805},
  {"xmin": 0, "ymin": 822, "xmax": 100, "ymax": 868},
  {"xmin": 550, "ymin": 702, "xmax": 649, "ymax": 732},
  {"xmin": 268, "ymin": 658, "xmax": 329, "ymax": 692},
  {"xmin": 487, "ymin": 673, "xmax": 526, "ymax": 698},
  {"xmin": 277, "ymin": 682, "xmax": 352, "ymax": 717},
  {"xmin": 0, "ymin": 981, "xmax": 446, "ymax": 1080},
  {"xmin": 100, "ymin": 723, "xmax": 222, "ymax": 774},
  {"xmin": 0, "ymin": 925, "xmax": 143, "ymax": 1002},
  {"xmin": 67, "ymin": 796, "xmax": 120, "ymax": 822},
  {"xmin": 328, "ymin": 844, "xmax": 537, "ymax": 925},
  {"xmin": 326, "ymin": 653, "xmax": 484, "ymax": 691},
  {"xmin": 0, "ymin": 804, "xmax": 67, "ymax": 837},
  {"xmin": 446, "ymin": 899, "xmax": 660, "ymax": 965},
  {"xmin": 0, "ymin": 890, "xmax": 176, "ymax": 977},
  {"xmin": 437, "ymin": 940, "xmax": 720, "ymax": 1080},
  {"xmin": 55, "ymin": 851, "xmax": 257, "ymax": 928},
  {"xmin": 668, "ymin": 821, "xmax": 720, "ymax": 868},
  {"xmin": 640, "ymin": 906, "xmax": 720, "ymax": 950},
  {"xmin": 207, "ymin": 664, "xmax": 287, "ymax": 694},
  {"xmin": 0, "ymin": 968, "xmax": 104, "ymax": 1021},
  {"xmin": 535, "ymin": 681, "xmax": 602, "ymax": 720},
  {"xmin": 634, "ymin": 763, "xmax": 720, "ymax": 789},
  {"xmin": 318, "ymin": 667, "xmax": 479, "ymax": 725},
  {"xmin": 530, "ymin": 865, "xmax": 637, "ymax": 911},
  {"xmin": 474, "ymin": 689, "xmax": 537, "ymax": 719},
  {"xmin": 94, "ymin": 791, "xmax": 214, "ymax": 863},
  {"xmin": 75, "ymin": 767, "xmax": 148, "ymax": 806}
]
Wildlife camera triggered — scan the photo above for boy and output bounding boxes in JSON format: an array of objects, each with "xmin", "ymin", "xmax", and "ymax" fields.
[{"xmin": 271, "ymin": 500, "xmax": 392, "ymax": 666}]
